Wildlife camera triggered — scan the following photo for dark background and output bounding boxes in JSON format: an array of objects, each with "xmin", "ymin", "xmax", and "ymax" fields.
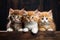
[{"xmin": 0, "ymin": 0, "xmax": 60, "ymax": 31}]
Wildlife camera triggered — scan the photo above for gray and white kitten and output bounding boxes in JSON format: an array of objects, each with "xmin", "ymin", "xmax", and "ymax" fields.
[{"xmin": 7, "ymin": 8, "xmax": 23, "ymax": 31}]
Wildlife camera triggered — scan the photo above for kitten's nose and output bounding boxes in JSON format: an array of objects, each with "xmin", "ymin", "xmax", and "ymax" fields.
[
  {"xmin": 29, "ymin": 20, "xmax": 31, "ymax": 22},
  {"xmin": 27, "ymin": 19, "xmax": 30, "ymax": 22},
  {"xmin": 29, "ymin": 18, "xmax": 31, "ymax": 21},
  {"xmin": 44, "ymin": 21, "xmax": 46, "ymax": 23}
]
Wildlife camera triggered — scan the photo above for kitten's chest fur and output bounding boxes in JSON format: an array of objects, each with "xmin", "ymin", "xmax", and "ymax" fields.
[
  {"xmin": 40, "ymin": 22, "xmax": 50, "ymax": 29},
  {"xmin": 24, "ymin": 22, "xmax": 38, "ymax": 30},
  {"xmin": 43, "ymin": 25, "xmax": 50, "ymax": 29},
  {"xmin": 11, "ymin": 21, "xmax": 22, "ymax": 30},
  {"xmin": 40, "ymin": 22, "xmax": 55, "ymax": 29}
]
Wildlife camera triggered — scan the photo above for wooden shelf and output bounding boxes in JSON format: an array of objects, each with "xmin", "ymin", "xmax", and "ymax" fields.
[{"xmin": 0, "ymin": 31, "xmax": 60, "ymax": 40}]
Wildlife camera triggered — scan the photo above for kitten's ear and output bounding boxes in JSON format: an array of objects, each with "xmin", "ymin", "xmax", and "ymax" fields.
[
  {"xmin": 49, "ymin": 10, "xmax": 52, "ymax": 13},
  {"xmin": 23, "ymin": 10, "xmax": 28, "ymax": 16},
  {"xmin": 20, "ymin": 8, "xmax": 25, "ymax": 11},
  {"xmin": 48, "ymin": 10, "xmax": 53, "ymax": 17},
  {"xmin": 34, "ymin": 9, "xmax": 39, "ymax": 13},
  {"xmin": 34, "ymin": 9, "xmax": 40, "ymax": 16},
  {"xmin": 19, "ymin": 8, "xmax": 25, "ymax": 15},
  {"xmin": 8, "ymin": 8, "xmax": 14, "ymax": 19},
  {"xmin": 21, "ymin": 8, "xmax": 27, "ymax": 14},
  {"xmin": 19, "ymin": 8, "xmax": 27, "ymax": 16},
  {"xmin": 9, "ymin": 8, "xmax": 14, "ymax": 14}
]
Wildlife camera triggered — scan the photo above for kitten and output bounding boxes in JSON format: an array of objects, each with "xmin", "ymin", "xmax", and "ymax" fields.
[
  {"xmin": 22, "ymin": 10, "xmax": 40, "ymax": 34},
  {"xmin": 7, "ymin": 8, "xmax": 23, "ymax": 31},
  {"xmin": 38, "ymin": 10, "xmax": 56, "ymax": 31}
]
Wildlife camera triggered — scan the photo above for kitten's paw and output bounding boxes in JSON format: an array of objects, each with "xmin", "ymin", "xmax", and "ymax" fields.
[
  {"xmin": 23, "ymin": 28, "xmax": 29, "ymax": 32},
  {"xmin": 18, "ymin": 28, "xmax": 23, "ymax": 31},
  {"xmin": 31, "ymin": 28, "xmax": 38, "ymax": 34},
  {"xmin": 40, "ymin": 28, "xmax": 46, "ymax": 31},
  {"xmin": 7, "ymin": 28, "xmax": 13, "ymax": 32},
  {"xmin": 48, "ymin": 29, "xmax": 54, "ymax": 31}
]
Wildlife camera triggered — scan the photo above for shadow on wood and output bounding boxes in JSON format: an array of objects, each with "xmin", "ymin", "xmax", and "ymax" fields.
[{"xmin": 0, "ymin": 31, "xmax": 60, "ymax": 40}]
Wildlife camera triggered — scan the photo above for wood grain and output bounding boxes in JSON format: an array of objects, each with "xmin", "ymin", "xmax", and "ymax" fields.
[{"xmin": 0, "ymin": 31, "xmax": 59, "ymax": 40}]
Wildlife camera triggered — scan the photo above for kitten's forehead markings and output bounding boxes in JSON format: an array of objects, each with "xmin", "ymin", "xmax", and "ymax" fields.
[
  {"xmin": 42, "ymin": 16, "xmax": 47, "ymax": 20},
  {"xmin": 27, "ymin": 11, "xmax": 34, "ymax": 15},
  {"xmin": 44, "ymin": 16, "xmax": 47, "ymax": 20}
]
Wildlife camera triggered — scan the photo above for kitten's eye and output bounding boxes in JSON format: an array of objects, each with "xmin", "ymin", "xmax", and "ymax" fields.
[
  {"xmin": 27, "ymin": 16, "xmax": 29, "ymax": 18},
  {"xmin": 32, "ymin": 17, "xmax": 34, "ymax": 18},
  {"xmin": 12, "ymin": 15, "xmax": 15, "ymax": 18},
  {"xmin": 12, "ymin": 15, "xmax": 14, "ymax": 17},
  {"xmin": 46, "ymin": 18, "xmax": 48, "ymax": 20},
  {"xmin": 42, "ymin": 18, "xmax": 44, "ymax": 20}
]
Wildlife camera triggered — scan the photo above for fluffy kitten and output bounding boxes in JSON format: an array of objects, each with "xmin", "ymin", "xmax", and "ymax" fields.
[
  {"xmin": 22, "ymin": 10, "xmax": 40, "ymax": 34},
  {"xmin": 7, "ymin": 8, "xmax": 23, "ymax": 31},
  {"xmin": 38, "ymin": 10, "xmax": 56, "ymax": 31}
]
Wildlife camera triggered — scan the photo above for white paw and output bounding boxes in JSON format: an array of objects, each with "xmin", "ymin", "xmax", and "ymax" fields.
[
  {"xmin": 48, "ymin": 29, "xmax": 54, "ymax": 31},
  {"xmin": 18, "ymin": 28, "xmax": 23, "ymax": 31},
  {"xmin": 31, "ymin": 28, "xmax": 38, "ymax": 34},
  {"xmin": 23, "ymin": 28, "xmax": 29, "ymax": 32},
  {"xmin": 7, "ymin": 28, "xmax": 13, "ymax": 32}
]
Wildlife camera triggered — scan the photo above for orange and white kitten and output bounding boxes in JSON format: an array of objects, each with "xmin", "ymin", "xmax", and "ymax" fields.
[
  {"xmin": 7, "ymin": 8, "xmax": 23, "ymax": 31},
  {"xmin": 38, "ymin": 10, "xmax": 56, "ymax": 31},
  {"xmin": 22, "ymin": 10, "xmax": 40, "ymax": 34}
]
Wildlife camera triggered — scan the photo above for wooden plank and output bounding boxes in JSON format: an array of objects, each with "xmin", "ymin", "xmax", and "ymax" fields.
[{"xmin": 0, "ymin": 31, "xmax": 60, "ymax": 40}]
